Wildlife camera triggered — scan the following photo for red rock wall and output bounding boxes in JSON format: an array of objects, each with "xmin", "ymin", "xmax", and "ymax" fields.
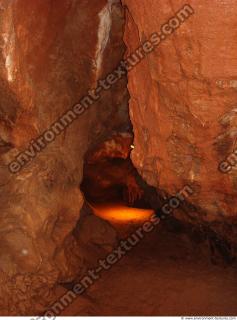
[
  {"xmin": 122, "ymin": 0, "xmax": 237, "ymax": 230},
  {"xmin": 2, "ymin": 0, "xmax": 237, "ymax": 314},
  {"xmin": 0, "ymin": 0, "xmax": 127, "ymax": 315}
]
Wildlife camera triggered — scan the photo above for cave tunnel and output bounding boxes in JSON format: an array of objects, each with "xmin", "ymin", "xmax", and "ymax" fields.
[
  {"xmin": 80, "ymin": 130, "xmax": 158, "ymax": 226},
  {"xmin": 1, "ymin": 0, "xmax": 237, "ymax": 317}
]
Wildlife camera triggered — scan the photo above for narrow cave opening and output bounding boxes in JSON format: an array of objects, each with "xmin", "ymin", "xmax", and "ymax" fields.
[
  {"xmin": 2, "ymin": 0, "xmax": 237, "ymax": 316},
  {"xmin": 80, "ymin": 130, "xmax": 157, "ymax": 226}
]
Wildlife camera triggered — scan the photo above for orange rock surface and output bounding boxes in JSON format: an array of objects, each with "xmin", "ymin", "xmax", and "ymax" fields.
[{"xmin": 122, "ymin": 0, "xmax": 237, "ymax": 229}]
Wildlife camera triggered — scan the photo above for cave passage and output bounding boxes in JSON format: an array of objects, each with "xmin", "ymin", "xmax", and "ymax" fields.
[
  {"xmin": 2, "ymin": 0, "xmax": 237, "ymax": 316},
  {"xmin": 80, "ymin": 131, "xmax": 155, "ymax": 226},
  {"xmin": 76, "ymin": 132, "xmax": 237, "ymax": 317}
]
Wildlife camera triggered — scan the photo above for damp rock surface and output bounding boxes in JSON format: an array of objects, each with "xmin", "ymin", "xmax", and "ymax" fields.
[
  {"xmin": 121, "ymin": 0, "xmax": 237, "ymax": 239},
  {"xmin": 0, "ymin": 0, "xmax": 127, "ymax": 315},
  {"xmin": 1, "ymin": 0, "xmax": 237, "ymax": 315}
]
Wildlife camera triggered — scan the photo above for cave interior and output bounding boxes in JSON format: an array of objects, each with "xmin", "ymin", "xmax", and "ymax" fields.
[{"xmin": 1, "ymin": 0, "xmax": 237, "ymax": 317}]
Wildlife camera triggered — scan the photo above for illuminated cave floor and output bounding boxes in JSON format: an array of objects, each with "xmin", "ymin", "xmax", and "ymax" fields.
[
  {"xmin": 91, "ymin": 202, "xmax": 155, "ymax": 236},
  {"xmin": 91, "ymin": 202, "xmax": 154, "ymax": 225},
  {"xmin": 58, "ymin": 204, "xmax": 237, "ymax": 316}
]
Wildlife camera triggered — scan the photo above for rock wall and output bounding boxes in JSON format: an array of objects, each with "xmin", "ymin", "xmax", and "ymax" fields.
[
  {"xmin": 0, "ymin": 0, "xmax": 127, "ymax": 315},
  {"xmin": 122, "ymin": 1, "xmax": 237, "ymax": 241},
  {"xmin": 2, "ymin": 0, "xmax": 237, "ymax": 314}
]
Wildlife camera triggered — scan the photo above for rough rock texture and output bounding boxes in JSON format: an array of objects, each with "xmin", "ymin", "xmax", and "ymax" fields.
[
  {"xmin": 74, "ymin": 203, "xmax": 118, "ymax": 263},
  {"xmin": 0, "ymin": 0, "xmax": 127, "ymax": 315},
  {"xmin": 122, "ymin": 0, "xmax": 237, "ymax": 244},
  {"xmin": 81, "ymin": 132, "xmax": 144, "ymax": 205}
]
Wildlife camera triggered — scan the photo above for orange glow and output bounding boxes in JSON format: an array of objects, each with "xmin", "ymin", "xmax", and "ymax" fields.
[{"xmin": 91, "ymin": 203, "xmax": 154, "ymax": 224}]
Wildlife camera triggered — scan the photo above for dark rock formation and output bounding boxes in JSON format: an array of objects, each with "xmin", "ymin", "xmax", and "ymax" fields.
[{"xmin": 81, "ymin": 132, "xmax": 144, "ymax": 205}]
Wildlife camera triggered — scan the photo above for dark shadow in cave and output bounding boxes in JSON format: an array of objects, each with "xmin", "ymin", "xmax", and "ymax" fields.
[
  {"xmin": 80, "ymin": 131, "xmax": 237, "ymax": 266},
  {"xmin": 80, "ymin": 131, "xmax": 158, "ymax": 209}
]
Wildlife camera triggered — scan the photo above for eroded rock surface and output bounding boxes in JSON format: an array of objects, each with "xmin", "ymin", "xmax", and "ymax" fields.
[
  {"xmin": 0, "ymin": 0, "xmax": 127, "ymax": 315},
  {"xmin": 2, "ymin": 0, "xmax": 237, "ymax": 315},
  {"xmin": 81, "ymin": 132, "xmax": 144, "ymax": 205},
  {"xmin": 122, "ymin": 0, "xmax": 237, "ymax": 245}
]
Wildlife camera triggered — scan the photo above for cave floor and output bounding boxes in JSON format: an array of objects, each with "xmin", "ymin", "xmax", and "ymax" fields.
[{"xmin": 58, "ymin": 212, "xmax": 237, "ymax": 316}]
